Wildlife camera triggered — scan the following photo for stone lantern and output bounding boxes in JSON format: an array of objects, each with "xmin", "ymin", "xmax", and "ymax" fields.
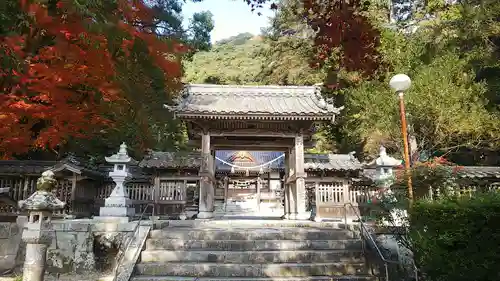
[
  {"xmin": 97, "ymin": 142, "xmax": 135, "ymax": 221},
  {"xmin": 370, "ymin": 146, "xmax": 408, "ymax": 227},
  {"xmin": 18, "ymin": 170, "xmax": 65, "ymax": 281},
  {"xmin": 373, "ymin": 146, "xmax": 402, "ymax": 187}
]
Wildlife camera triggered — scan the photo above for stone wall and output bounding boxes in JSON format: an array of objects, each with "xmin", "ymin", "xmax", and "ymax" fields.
[
  {"xmin": 0, "ymin": 220, "xmax": 23, "ymax": 273},
  {"xmin": 0, "ymin": 220, "xmax": 140, "ymax": 276}
]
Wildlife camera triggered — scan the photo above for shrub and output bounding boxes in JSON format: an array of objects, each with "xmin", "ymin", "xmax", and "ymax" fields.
[
  {"xmin": 391, "ymin": 157, "xmax": 463, "ymax": 200},
  {"xmin": 409, "ymin": 192, "xmax": 500, "ymax": 281}
]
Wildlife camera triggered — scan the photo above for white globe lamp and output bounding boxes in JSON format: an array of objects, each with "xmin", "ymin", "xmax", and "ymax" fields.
[{"xmin": 389, "ymin": 74, "xmax": 411, "ymax": 93}]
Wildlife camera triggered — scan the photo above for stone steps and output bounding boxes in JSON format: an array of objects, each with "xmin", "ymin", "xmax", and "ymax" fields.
[
  {"xmin": 148, "ymin": 228, "xmax": 357, "ymax": 240},
  {"xmin": 133, "ymin": 223, "xmax": 373, "ymax": 280},
  {"xmin": 140, "ymin": 249, "xmax": 364, "ymax": 263},
  {"xmin": 135, "ymin": 262, "xmax": 371, "ymax": 277},
  {"xmin": 146, "ymin": 239, "xmax": 363, "ymax": 251},
  {"xmin": 166, "ymin": 220, "xmax": 352, "ymax": 229},
  {"xmin": 132, "ymin": 277, "xmax": 377, "ymax": 281}
]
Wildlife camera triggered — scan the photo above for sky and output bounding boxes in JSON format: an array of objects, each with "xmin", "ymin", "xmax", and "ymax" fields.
[{"xmin": 182, "ymin": 0, "xmax": 276, "ymax": 43}]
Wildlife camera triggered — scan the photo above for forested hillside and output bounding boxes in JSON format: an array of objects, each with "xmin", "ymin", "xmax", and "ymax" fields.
[
  {"xmin": 185, "ymin": 0, "xmax": 500, "ymax": 165},
  {"xmin": 184, "ymin": 33, "xmax": 270, "ymax": 84}
]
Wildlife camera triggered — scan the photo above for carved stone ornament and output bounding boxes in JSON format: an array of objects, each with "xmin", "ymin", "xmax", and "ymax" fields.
[
  {"xmin": 105, "ymin": 142, "xmax": 131, "ymax": 164},
  {"xmin": 18, "ymin": 170, "xmax": 65, "ymax": 211},
  {"xmin": 35, "ymin": 170, "xmax": 58, "ymax": 192}
]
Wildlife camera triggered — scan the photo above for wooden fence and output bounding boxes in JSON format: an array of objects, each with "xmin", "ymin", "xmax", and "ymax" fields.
[
  {"xmin": 0, "ymin": 175, "xmax": 95, "ymax": 219},
  {"xmin": 95, "ymin": 178, "xmax": 198, "ymax": 218},
  {"xmin": 311, "ymin": 180, "xmax": 500, "ymax": 221},
  {"xmin": 307, "ymin": 178, "xmax": 379, "ymax": 220},
  {"xmin": 2, "ymin": 173, "xmax": 499, "ymax": 221}
]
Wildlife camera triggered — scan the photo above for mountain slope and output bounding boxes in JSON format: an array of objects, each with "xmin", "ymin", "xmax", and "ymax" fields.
[{"xmin": 183, "ymin": 33, "xmax": 270, "ymax": 85}]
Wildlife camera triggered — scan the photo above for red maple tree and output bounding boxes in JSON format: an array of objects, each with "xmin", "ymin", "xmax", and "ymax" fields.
[
  {"xmin": 0, "ymin": 0, "xmax": 187, "ymax": 158},
  {"xmin": 301, "ymin": 0, "xmax": 381, "ymax": 76}
]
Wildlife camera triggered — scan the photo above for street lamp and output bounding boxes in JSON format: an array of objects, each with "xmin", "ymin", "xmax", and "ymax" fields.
[{"xmin": 389, "ymin": 74, "xmax": 414, "ymax": 203}]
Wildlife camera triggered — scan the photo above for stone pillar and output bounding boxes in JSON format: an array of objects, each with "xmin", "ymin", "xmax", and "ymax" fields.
[
  {"xmin": 282, "ymin": 151, "xmax": 290, "ymax": 219},
  {"xmin": 198, "ymin": 132, "xmax": 214, "ymax": 219},
  {"xmin": 294, "ymin": 133, "xmax": 309, "ymax": 220},
  {"xmin": 223, "ymin": 176, "xmax": 229, "ymax": 213},
  {"xmin": 98, "ymin": 143, "xmax": 135, "ymax": 222},
  {"xmin": 288, "ymin": 148, "xmax": 297, "ymax": 220},
  {"xmin": 18, "ymin": 170, "xmax": 65, "ymax": 281},
  {"xmin": 256, "ymin": 175, "xmax": 262, "ymax": 213}
]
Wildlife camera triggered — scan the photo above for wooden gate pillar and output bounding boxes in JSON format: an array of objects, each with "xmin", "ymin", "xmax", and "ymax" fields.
[
  {"xmin": 198, "ymin": 132, "xmax": 215, "ymax": 219},
  {"xmin": 294, "ymin": 133, "xmax": 309, "ymax": 220},
  {"xmin": 283, "ymin": 151, "xmax": 290, "ymax": 219},
  {"xmin": 288, "ymin": 147, "xmax": 297, "ymax": 219}
]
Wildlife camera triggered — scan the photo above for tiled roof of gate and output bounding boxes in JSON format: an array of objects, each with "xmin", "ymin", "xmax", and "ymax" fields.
[
  {"xmin": 139, "ymin": 150, "xmax": 362, "ymax": 171},
  {"xmin": 0, "ymin": 156, "xmax": 105, "ymax": 177},
  {"xmin": 455, "ymin": 166, "xmax": 500, "ymax": 178},
  {"xmin": 0, "ymin": 160, "xmax": 55, "ymax": 175},
  {"xmin": 303, "ymin": 153, "xmax": 362, "ymax": 171},
  {"xmin": 164, "ymin": 84, "xmax": 342, "ymax": 120}
]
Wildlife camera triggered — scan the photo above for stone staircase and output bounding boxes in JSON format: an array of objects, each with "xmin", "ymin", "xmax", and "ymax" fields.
[{"xmin": 131, "ymin": 221, "xmax": 378, "ymax": 281}]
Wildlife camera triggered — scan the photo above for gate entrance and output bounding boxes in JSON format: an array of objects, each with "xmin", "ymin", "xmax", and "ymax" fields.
[
  {"xmin": 165, "ymin": 84, "xmax": 341, "ymax": 220},
  {"xmin": 214, "ymin": 151, "xmax": 284, "ymax": 217},
  {"xmin": 224, "ymin": 178, "xmax": 258, "ymax": 215}
]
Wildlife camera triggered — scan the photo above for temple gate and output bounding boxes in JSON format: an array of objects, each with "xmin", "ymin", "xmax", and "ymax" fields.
[{"xmin": 165, "ymin": 84, "xmax": 342, "ymax": 219}]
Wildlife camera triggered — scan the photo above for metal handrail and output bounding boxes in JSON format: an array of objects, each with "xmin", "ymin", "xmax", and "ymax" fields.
[
  {"xmin": 112, "ymin": 203, "xmax": 155, "ymax": 281},
  {"xmin": 343, "ymin": 202, "xmax": 417, "ymax": 281}
]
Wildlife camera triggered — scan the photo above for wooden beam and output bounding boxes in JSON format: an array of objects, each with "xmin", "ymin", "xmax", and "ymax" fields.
[
  {"xmin": 188, "ymin": 139, "xmax": 316, "ymax": 150},
  {"xmin": 208, "ymin": 131, "xmax": 298, "ymax": 138}
]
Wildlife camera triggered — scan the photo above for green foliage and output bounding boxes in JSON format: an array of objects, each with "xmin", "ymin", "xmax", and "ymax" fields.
[
  {"xmin": 184, "ymin": 0, "xmax": 325, "ymax": 86},
  {"xmin": 409, "ymin": 193, "xmax": 500, "ymax": 281},
  {"xmin": 184, "ymin": 33, "xmax": 271, "ymax": 84},
  {"xmin": 337, "ymin": 35, "xmax": 499, "ymax": 157},
  {"xmin": 234, "ymin": 0, "xmax": 500, "ymax": 160},
  {"xmin": 187, "ymin": 11, "xmax": 215, "ymax": 52},
  {"xmin": 256, "ymin": 0, "xmax": 325, "ymax": 86},
  {"xmin": 327, "ymin": 0, "xmax": 500, "ymax": 158},
  {"xmin": 371, "ymin": 159, "xmax": 465, "ymax": 247}
]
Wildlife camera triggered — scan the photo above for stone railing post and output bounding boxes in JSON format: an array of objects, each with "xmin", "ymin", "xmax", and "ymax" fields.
[{"xmin": 18, "ymin": 170, "xmax": 65, "ymax": 281}]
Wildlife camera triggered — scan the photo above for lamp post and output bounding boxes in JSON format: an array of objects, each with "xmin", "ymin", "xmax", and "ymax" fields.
[{"xmin": 389, "ymin": 74, "xmax": 414, "ymax": 203}]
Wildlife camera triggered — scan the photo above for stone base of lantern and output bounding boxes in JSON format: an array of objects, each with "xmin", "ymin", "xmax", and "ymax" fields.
[{"xmin": 95, "ymin": 196, "xmax": 135, "ymax": 222}]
